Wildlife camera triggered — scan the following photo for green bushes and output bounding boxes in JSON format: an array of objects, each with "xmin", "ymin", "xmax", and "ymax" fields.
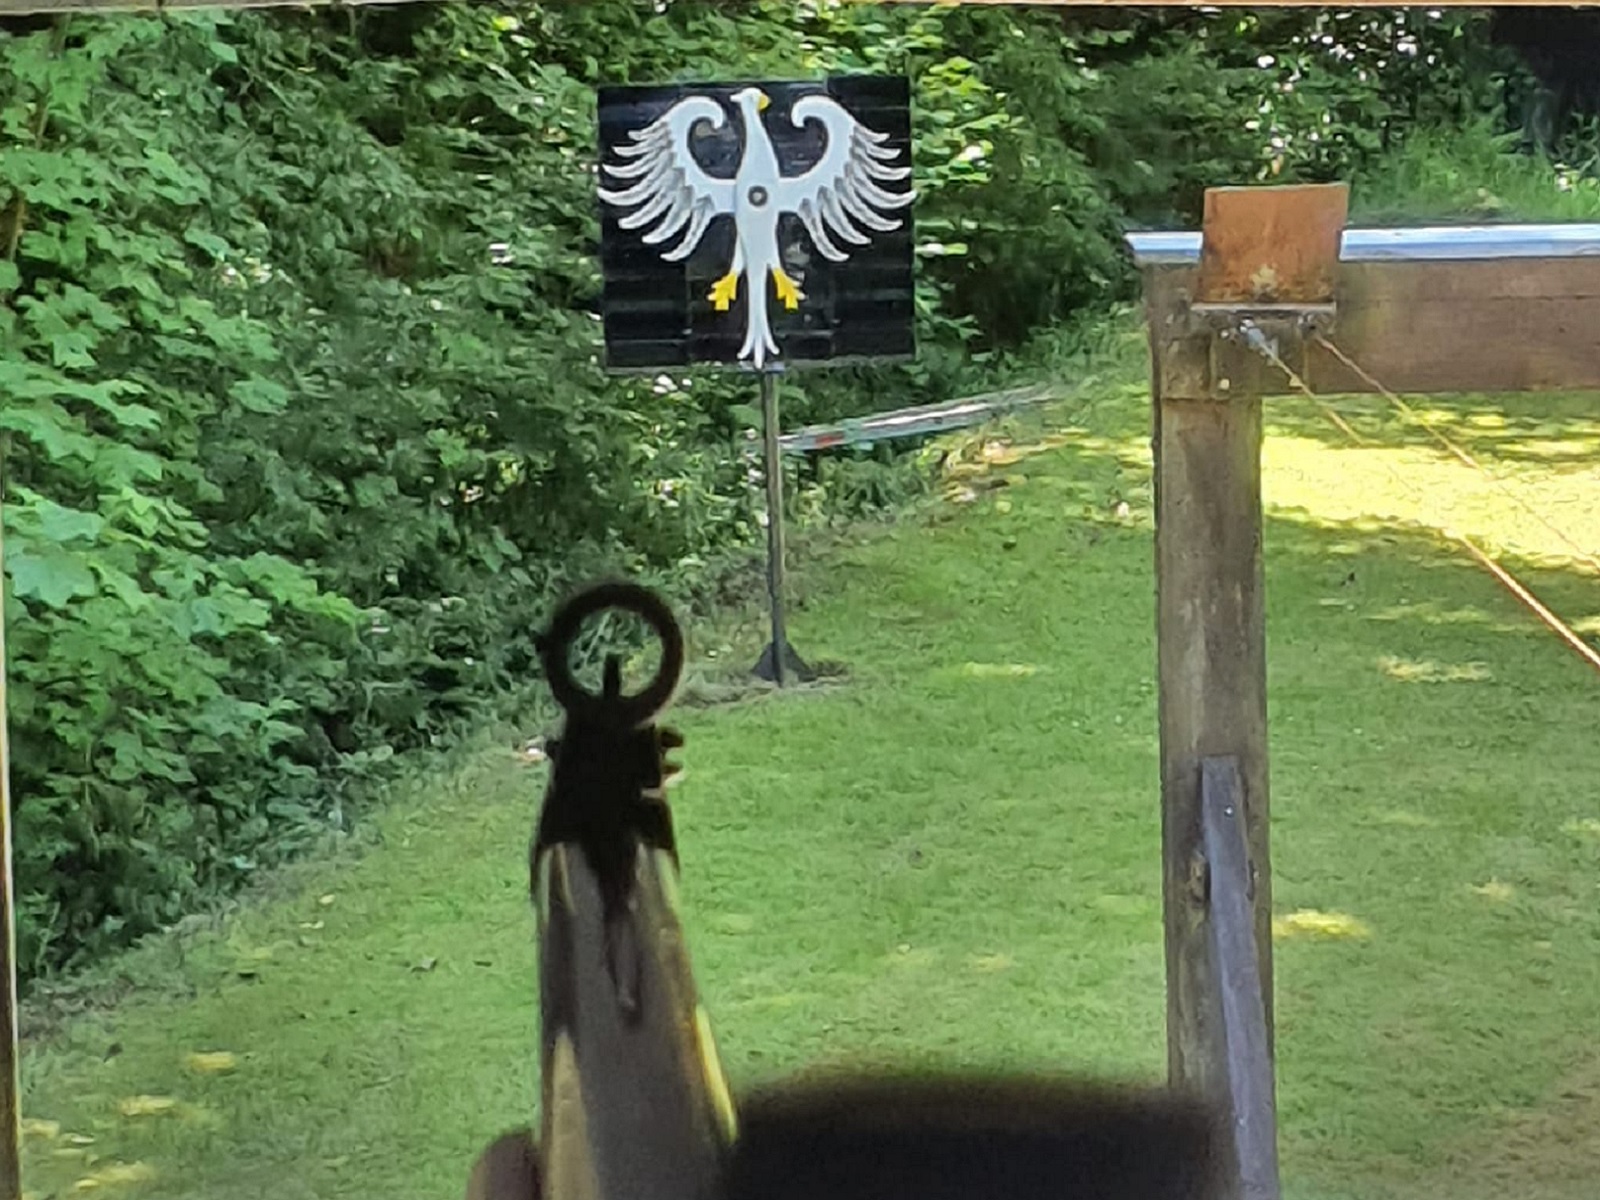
[{"xmin": 0, "ymin": 3, "xmax": 1528, "ymax": 978}]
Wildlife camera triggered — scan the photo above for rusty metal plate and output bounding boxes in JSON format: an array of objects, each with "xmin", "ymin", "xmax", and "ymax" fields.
[{"xmin": 1195, "ymin": 184, "xmax": 1349, "ymax": 306}]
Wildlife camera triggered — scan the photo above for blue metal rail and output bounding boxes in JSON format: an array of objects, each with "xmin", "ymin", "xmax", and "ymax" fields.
[{"xmin": 1126, "ymin": 222, "xmax": 1600, "ymax": 267}]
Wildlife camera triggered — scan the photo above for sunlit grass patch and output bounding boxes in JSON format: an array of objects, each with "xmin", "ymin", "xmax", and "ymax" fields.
[
  {"xmin": 72, "ymin": 1161, "xmax": 157, "ymax": 1191},
  {"xmin": 955, "ymin": 662, "xmax": 1042, "ymax": 680},
  {"xmin": 1469, "ymin": 880, "xmax": 1516, "ymax": 903},
  {"xmin": 181, "ymin": 1052, "xmax": 238, "ymax": 1075},
  {"xmin": 1378, "ymin": 656, "xmax": 1493, "ymax": 683},
  {"xmin": 1273, "ymin": 910, "xmax": 1374, "ymax": 942}
]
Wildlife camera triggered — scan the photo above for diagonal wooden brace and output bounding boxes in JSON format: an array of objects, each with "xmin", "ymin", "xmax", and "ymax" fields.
[{"xmin": 1199, "ymin": 757, "xmax": 1282, "ymax": 1200}]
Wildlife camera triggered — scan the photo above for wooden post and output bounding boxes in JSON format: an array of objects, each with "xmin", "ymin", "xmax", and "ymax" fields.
[
  {"xmin": 1148, "ymin": 324, "xmax": 1274, "ymax": 1087},
  {"xmin": 0, "ymin": 457, "xmax": 21, "ymax": 1200},
  {"xmin": 1145, "ymin": 185, "xmax": 1348, "ymax": 1185},
  {"xmin": 1135, "ymin": 193, "xmax": 1600, "ymax": 1198}
]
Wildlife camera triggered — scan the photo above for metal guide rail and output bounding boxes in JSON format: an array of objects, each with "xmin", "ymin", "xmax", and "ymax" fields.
[
  {"xmin": 1127, "ymin": 222, "xmax": 1600, "ymax": 266},
  {"xmin": 774, "ymin": 385, "xmax": 1061, "ymax": 455}
]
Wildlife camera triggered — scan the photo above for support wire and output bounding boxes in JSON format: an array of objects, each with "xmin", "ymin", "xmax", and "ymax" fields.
[{"xmin": 1233, "ymin": 322, "xmax": 1600, "ymax": 679}]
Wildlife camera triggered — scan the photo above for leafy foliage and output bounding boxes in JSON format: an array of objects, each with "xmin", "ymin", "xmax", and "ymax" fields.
[
  {"xmin": 0, "ymin": 2, "xmax": 1540, "ymax": 977},
  {"xmin": 2, "ymin": 16, "xmax": 366, "ymax": 972}
]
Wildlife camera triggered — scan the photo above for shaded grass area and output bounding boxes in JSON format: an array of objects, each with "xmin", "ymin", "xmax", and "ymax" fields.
[{"xmin": 16, "ymin": 341, "xmax": 1600, "ymax": 1200}]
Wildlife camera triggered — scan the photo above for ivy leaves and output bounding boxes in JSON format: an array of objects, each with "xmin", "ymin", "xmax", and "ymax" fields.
[{"xmin": 1, "ymin": 12, "xmax": 362, "ymax": 975}]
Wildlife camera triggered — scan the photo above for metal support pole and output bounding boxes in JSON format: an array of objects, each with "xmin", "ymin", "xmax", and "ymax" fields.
[
  {"xmin": 762, "ymin": 370, "xmax": 788, "ymax": 687},
  {"xmin": 753, "ymin": 370, "xmax": 810, "ymax": 686}
]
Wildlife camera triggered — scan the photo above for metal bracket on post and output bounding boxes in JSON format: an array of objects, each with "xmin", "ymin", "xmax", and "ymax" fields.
[
  {"xmin": 1160, "ymin": 185, "xmax": 1350, "ymax": 402},
  {"xmin": 1184, "ymin": 302, "xmax": 1338, "ymax": 343},
  {"xmin": 1194, "ymin": 185, "xmax": 1348, "ymax": 311},
  {"xmin": 1199, "ymin": 756, "xmax": 1282, "ymax": 1200},
  {"xmin": 1183, "ymin": 302, "xmax": 1338, "ymax": 398}
]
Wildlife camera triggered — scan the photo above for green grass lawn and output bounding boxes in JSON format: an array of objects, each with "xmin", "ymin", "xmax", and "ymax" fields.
[{"xmin": 16, "ymin": 334, "xmax": 1600, "ymax": 1200}]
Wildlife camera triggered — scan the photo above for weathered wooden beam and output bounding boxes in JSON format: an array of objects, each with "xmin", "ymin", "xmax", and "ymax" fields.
[
  {"xmin": 1148, "ymin": 320, "xmax": 1273, "ymax": 1091},
  {"xmin": 1148, "ymin": 259, "xmax": 1600, "ymax": 399},
  {"xmin": 1132, "ymin": 224, "xmax": 1600, "ymax": 399},
  {"xmin": 1146, "ymin": 184, "xmax": 1351, "ymax": 1161}
]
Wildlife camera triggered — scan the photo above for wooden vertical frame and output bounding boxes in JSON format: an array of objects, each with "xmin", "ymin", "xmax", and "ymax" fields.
[
  {"xmin": 1146, "ymin": 185, "xmax": 1346, "ymax": 1178},
  {"xmin": 1147, "ymin": 295, "xmax": 1274, "ymax": 1087},
  {"xmin": 1134, "ymin": 203, "xmax": 1600, "ymax": 1200}
]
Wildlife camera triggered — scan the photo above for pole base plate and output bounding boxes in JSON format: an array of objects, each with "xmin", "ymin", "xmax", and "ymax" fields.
[{"xmin": 752, "ymin": 640, "xmax": 816, "ymax": 686}]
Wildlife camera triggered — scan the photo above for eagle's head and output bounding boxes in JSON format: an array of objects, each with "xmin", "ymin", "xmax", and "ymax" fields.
[{"xmin": 731, "ymin": 86, "xmax": 772, "ymax": 116}]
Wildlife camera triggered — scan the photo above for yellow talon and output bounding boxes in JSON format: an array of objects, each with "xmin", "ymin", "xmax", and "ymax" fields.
[
  {"xmin": 772, "ymin": 267, "xmax": 804, "ymax": 311},
  {"xmin": 708, "ymin": 272, "xmax": 739, "ymax": 311}
]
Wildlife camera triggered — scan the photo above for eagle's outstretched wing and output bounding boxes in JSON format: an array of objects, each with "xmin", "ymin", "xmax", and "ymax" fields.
[
  {"xmin": 773, "ymin": 95, "xmax": 914, "ymax": 262},
  {"xmin": 598, "ymin": 96, "xmax": 737, "ymax": 263}
]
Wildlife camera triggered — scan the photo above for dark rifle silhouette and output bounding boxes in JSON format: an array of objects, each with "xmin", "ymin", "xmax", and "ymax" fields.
[{"xmin": 466, "ymin": 581, "xmax": 1225, "ymax": 1200}]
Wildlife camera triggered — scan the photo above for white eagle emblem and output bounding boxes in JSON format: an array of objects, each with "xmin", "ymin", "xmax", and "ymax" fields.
[{"xmin": 598, "ymin": 86, "xmax": 914, "ymax": 369}]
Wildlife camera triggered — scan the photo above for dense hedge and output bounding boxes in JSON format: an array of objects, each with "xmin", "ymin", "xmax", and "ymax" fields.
[{"xmin": 0, "ymin": 3, "xmax": 1522, "ymax": 977}]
